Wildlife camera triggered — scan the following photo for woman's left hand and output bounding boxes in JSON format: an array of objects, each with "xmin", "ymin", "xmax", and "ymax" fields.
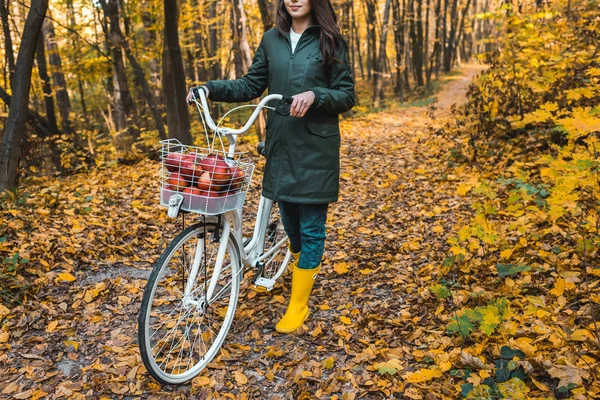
[{"xmin": 290, "ymin": 91, "xmax": 315, "ymax": 118}]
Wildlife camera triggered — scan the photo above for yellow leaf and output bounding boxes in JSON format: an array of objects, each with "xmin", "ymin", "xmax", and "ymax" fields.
[
  {"xmin": 0, "ymin": 304, "xmax": 10, "ymax": 317},
  {"xmin": 432, "ymin": 225, "xmax": 444, "ymax": 234},
  {"xmin": 57, "ymin": 272, "xmax": 76, "ymax": 282},
  {"xmin": 324, "ymin": 357, "xmax": 334, "ymax": 369},
  {"xmin": 37, "ymin": 208, "xmax": 50, "ymax": 216},
  {"xmin": 319, "ymin": 305, "xmax": 330, "ymax": 311},
  {"xmin": 509, "ymin": 337, "xmax": 537, "ymax": 356},
  {"xmin": 500, "ymin": 247, "xmax": 514, "ymax": 259},
  {"xmin": 31, "ymin": 390, "xmax": 48, "ymax": 400},
  {"xmin": 333, "ymin": 262, "xmax": 349, "ymax": 274},
  {"xmin": 571, "ymin": 329, "xmax": 594, "ymax": 342},
  {"xmin": 234, "ymin": 371, "xmax": 248, "ymax": 385},
  {"xmin": 311, "ymin": 325, "xmax": 322, "ymax": 337},
  {"xmin": 71, "ymin": 223, "xmax": 85, "ymax": 234},
  {"xmin": 439, "ymin": 361, "xmax": 452, "ymax": 372},
  {"xmin": 549, "ymin": 277, "xmax": 565, "ymax": 297},
  {"xmin": 340, "ymin": 316, "xmax": 351, "ymax": 325},
  {"xmin": 46, "ymin": 321, "xmax": 59, "ymax": 333},
  {"xmin": 0, "ymin": 331, "xmax": 9, "ymax": 343},
  {"xmin": 404, "ymin": 368, "xmax": 443, "ymax": 383},
  {"xmin": 64, "ymin": 340, "xmax": 79, "ymax": 351},
  {"xmin": 359, "ymin": 268, "xmax": 373, "ymax": 275},
  {"xmin": 63, "ymin": 209, "xmax": 76, "ymax": 216},
  {"xmin": 301, "ymin": 370, "xmax": 313, "ymax": 378},
  {"xmin": 84, "ymin": 291, "xmax": 94, "ymax": 303}
]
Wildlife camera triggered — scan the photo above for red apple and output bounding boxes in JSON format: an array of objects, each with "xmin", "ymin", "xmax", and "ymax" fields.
[
  {"xmin": 182, "ymin": 153, "xmax": 199, "ymax": 164},
  {"xmin": 165, "ymin": 153, "xmax": 184, "ymax": 172},
  {"xmin": 182, "ymin": 186, "xmax": 202, "ymax": 196},
  {"xmin": 168, "ymin": 173, "xmax": 190, "ymax": 191},
  {"xmin": 228, "ymin": 167, "xmax": 246, "ymax": 190},
  {"xmin": 211, "ymin": 160, "xmax": 231, "ymax": 186},
  {"xmin": 200, "ymin": 153, "xmax": 225, "ymax": 172},
  {"xmin": 196, "ymin": 171, "xmax": 212, "ymax": 191},
  {"xmin": 179, "ymin": 160, "xmax": 196, "ymax": 181}
]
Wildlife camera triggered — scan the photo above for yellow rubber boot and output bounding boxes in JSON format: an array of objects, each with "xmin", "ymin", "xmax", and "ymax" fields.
[{"xmin": 275, "ymin": 263, "xmax": 321, "ymax": 333}]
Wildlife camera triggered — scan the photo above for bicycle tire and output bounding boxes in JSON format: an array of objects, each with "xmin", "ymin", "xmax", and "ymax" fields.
[{"xmin": 138, "ymin": 221, "xmax": 241, "ymax": 384}]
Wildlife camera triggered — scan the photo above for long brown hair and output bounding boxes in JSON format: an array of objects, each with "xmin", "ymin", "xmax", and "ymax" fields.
[{"xmin": 275, "ymin": 0, "xmax": 345, "ymax": 65}]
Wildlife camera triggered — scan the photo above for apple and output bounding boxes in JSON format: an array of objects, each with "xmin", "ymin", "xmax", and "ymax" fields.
[
  {"xmin": 211, "ymin": 160, "xmax": 232, "ymax": 186},
  {"xmin": 200, "ymin": 153, "xmax": 226, "ymax": 172},
  {"xmin": 182, "ymin": 186, "xmax": 202, "ymax": 196},
  {"xmin": 228, "ymin": 167, "xmax": 245, "ymax": 190},
  {"xmin": 168, "ymin": 173, "xmax": 190, "ymax": 191},
  {"xmin": 196, "ymin": 171, "xmax": 213, "ymax": 191},
  {"xmin": 165, "ymin": 153, "xmax": 184, "ymax": 172},
  {"xmin": 179, "ymin": 160, "xmax": 196, "ymax": 181},
  {"xmin": 182, "ymin": 153, "xmax": 199, "ymax": 164}
]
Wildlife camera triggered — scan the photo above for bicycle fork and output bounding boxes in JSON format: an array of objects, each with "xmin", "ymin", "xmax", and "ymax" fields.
[{"xmin": 182, "ymin": 218, "xmax": 232, "ymax": 309}]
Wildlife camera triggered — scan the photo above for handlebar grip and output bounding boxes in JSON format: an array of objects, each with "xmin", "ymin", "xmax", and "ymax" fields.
[
  {"xmin": 257, "ymin": 141, "xmax": 266, "ymax": 157},
  {"xmin": 188, "ymin": 86, "xmax": 207, "ymax": 105}
]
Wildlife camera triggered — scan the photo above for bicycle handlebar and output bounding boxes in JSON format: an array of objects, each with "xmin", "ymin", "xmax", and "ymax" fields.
[{"xmin": 191, "ymin": 88, "xmax": 286, "ymax": 136}]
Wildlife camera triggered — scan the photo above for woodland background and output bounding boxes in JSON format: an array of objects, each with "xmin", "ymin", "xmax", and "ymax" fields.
[{"xmin": 0, "ymin": 0, "xmax": 599, "ymax": 398}]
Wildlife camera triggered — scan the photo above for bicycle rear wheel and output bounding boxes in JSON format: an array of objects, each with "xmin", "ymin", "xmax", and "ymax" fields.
[{"xmin": 138, "ymin": 222, "xmax": 241, "ymax": 384}]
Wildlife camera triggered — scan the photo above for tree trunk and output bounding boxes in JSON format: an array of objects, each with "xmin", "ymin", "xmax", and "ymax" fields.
[
  {"xmin": 373, "ymin": 0, "xmax": 392, "ymax": 108},
  {"xmin": 163, "ymin": 0, "xmax": 192, "ymax": 144},
  {"xmin": 364, "ymin": 0, "xmax": 378, "ymax": 80},
  {"xmin": 43, "ymin": 19, "xmax": 74, "ymax": 136},
  {"xmin": 100, "ymin": 0, "xmax": 139, "ymax": 149},
  {"xmin": 0, "ymin": 0, "xmax": 14, "ymax": 84},
  {"xmin": 424, "ymin": 0, "xmax": 431, "ymax": 90},
  {"xmin": 409, "ymin": 0, "xmax": 424, "ymax": 86},
  {"xmin": 351, "ymin": 2, "xmax": 364, "ymax": 80},
  {"xmin": 188, "ymin": 0, "xmax": 207, "ymax": 84},
  {"xmin": 444, "ymin": 0, "xmax": 459, "ymax": 71},
  {"xmin": 0, "ymin": 0, "xmax": 48, "ymax": 191},
  {"xmin": 231, "ymin": 0, "xmax": 267, "ymax": 140},
  {"xmin": 256, "ymin": 0, "xmax": 275, "ymax": 31},
  {"xmin": 142, "ymin": 11, "xmax": 162, "ymax": 101},
  {"xmin": 36, "ymin": 25, "xmax": 58, "ymax": 135},
  {"xmin": 432, "ymin": 0, "xmax": 442, "ymax": 81},
  {"xmin": 209, "ymin": 0, "xmax": 221, "ymax": 80},
  {"xmin": 451, "ymin": 0, "xmax": 472, "ymax": 67},
  {"xmin": 392, "ymin": 0, "xmax": 403, "ymax": 97}
]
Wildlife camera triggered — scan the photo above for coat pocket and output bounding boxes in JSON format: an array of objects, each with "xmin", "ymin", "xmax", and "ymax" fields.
[{"xmin": 302, "ymin": 122, "xmax": 340, "ymax": 170}]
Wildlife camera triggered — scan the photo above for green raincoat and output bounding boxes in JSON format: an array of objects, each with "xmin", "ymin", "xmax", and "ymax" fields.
[{"xmin": 205, "ymin": 26, "xmax": 356, "ymax": 203}]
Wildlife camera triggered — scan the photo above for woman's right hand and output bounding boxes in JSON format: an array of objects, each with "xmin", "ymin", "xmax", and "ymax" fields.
[{"xmin": 186, "ymin": 86, "xmax": 209, "ymax": 104}]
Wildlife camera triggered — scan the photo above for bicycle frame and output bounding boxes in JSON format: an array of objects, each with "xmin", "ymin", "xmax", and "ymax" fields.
[{"xmin": 183, "ymin": 90, "xmax": 290, "ymax": 303}]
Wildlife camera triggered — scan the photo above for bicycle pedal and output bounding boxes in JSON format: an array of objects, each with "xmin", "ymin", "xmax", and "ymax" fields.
[{"xmin": 254, "ymin": 277, "xmax": 276, "ymax": 291}]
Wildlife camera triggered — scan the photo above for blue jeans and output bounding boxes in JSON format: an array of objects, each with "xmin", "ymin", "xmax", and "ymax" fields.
[{"xmin": 278, "ymin": 201, "xmax": 328, "ymax": 270}]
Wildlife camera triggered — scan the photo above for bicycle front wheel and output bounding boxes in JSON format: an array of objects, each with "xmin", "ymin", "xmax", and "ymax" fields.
[{"xmin": 138, "ymin": 222, "xmax": 241, "ymax": 384}]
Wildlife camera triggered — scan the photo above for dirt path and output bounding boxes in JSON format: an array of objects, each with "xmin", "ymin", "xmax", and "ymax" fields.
[{"xmin": 0, "ymin": 65, "xmax": 482, "ymax": 399}]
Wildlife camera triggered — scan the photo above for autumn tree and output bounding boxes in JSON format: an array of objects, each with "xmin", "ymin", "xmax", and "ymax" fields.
[{"xmin": 0, "ymin": 0, "xmax": 49, "ymax": 190}]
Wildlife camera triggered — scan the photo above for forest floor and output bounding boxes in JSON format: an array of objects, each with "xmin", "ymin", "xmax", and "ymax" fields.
[{"xmin": 0, "ymin": 63, "xmax": 486, "ymax": 399}]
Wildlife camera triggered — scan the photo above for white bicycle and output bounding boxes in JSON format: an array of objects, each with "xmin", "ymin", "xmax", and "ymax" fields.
[{"xmin": 138, "ymin": 90, "xmax": 293, "ymax": 384}]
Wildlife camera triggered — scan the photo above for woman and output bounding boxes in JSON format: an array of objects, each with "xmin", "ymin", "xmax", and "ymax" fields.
[{"xmin": 187, "ymin": 0, "xmax": 355, "ymax": 334}]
